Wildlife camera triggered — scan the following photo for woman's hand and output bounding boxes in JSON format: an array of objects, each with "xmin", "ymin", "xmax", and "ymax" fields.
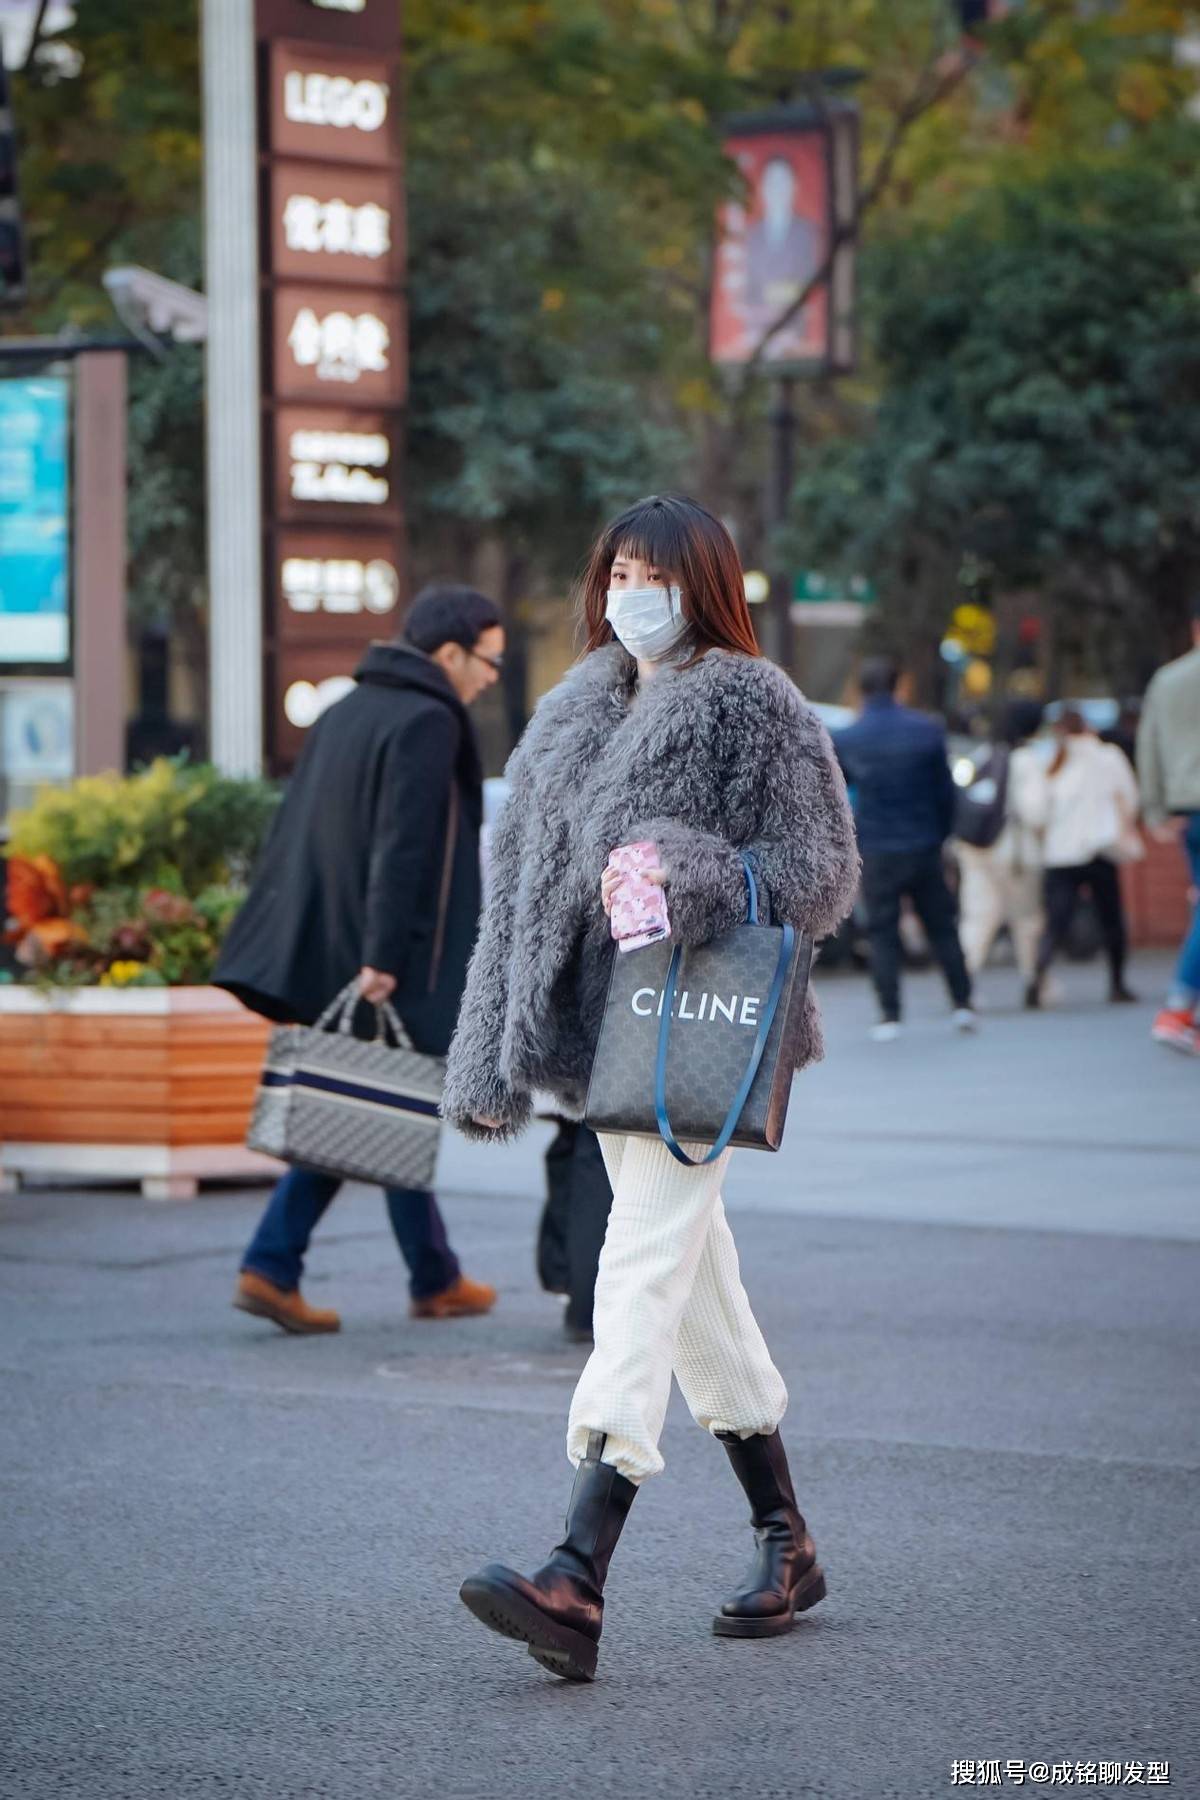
[
  {"xmin": 600, "ymin": 865, "xmax": 623, "ymax": 916},
  {"xmin": 600, "ymin": 854, "xmax": 667, "ymax": 916}
]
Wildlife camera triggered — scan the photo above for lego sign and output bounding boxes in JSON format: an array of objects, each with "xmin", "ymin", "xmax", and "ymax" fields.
[{"xmin": 268, "ymin": 43, "xmax": 399, "ymax": 166}]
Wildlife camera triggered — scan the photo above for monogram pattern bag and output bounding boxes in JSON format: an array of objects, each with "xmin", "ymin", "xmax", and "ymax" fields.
[
  {"xmin": 246, "ymin": 983, "xmax": 444, "ymax": 1190},
  {"xmin": 584, "ymin": 857, "xmax": 813, "ymax": 1166}
]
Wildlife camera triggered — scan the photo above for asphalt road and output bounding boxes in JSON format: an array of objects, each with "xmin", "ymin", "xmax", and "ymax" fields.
[{"xmin": 1, "ymin": 955, "xmax": 1197, "ymax": 1800}]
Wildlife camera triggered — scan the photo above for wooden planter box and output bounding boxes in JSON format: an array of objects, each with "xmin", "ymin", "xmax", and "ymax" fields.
[
  {"xmin": 1122, "ymin": 832, "xmax": 1194, "ymax": 950},
  {"xmin": 0, "ymin": 985, "xmax": 281, "ymax": 1200}
]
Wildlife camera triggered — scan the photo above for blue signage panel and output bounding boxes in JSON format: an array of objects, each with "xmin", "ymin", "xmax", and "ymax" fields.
[{"xmin": 0, "ymin": 375, "xmax": 71, "ymax": 666}]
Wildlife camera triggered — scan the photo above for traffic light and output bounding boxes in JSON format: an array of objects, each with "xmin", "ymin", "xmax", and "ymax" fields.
[{"xmin": 0, "ymin": 47, "xmax": 27, "ymax": 306}]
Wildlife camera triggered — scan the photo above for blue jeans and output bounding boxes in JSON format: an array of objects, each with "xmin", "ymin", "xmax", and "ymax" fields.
[
  {"xmin": 242, "ymin": 1166, "xmax": 461, "ymax": 1301},
  {"xmin": 1175, "ymin": 813, "xmax": 1200, "ymax": 1003}
]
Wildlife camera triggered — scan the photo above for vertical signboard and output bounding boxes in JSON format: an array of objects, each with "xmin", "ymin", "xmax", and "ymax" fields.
[
  {"xmin": 255, "ymin": 0, "xmax": 405, "ymax": 772},
  {"xmin": 710, "ymin": 104, "xmax": 857, "ymax": 374}
]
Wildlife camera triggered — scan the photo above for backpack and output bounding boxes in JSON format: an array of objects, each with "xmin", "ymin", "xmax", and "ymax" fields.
[{"xmin": 954, "ymin": 745, "xmax": 1011, "ymax": 849}]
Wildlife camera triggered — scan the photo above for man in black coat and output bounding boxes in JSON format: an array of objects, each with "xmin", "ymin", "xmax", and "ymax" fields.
[{"xmin": 217, "ymin": 584, "xmax": 504, "ymax": 1334}]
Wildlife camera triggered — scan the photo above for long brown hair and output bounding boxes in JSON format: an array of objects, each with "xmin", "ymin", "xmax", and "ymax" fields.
[
  {"xmin": 1048, "ymin": 706, "xmax": 1087, "ymax": 776},
  {"xmin": 579, "ymin": 493, "xmax": 761, "ymax": 663}
]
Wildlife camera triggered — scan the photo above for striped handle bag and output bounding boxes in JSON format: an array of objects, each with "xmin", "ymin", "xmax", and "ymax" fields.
[{"xmin": 246, "ymin": 982, "xmax": 444, "ymax": 1190}]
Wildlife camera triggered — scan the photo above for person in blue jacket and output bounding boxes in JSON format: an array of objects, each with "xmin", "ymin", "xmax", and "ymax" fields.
[{"xmin": 834, "ymin": 657, "xmax": 976, "ymax": 1040}]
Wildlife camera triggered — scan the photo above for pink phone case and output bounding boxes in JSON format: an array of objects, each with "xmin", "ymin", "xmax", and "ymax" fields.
[{"xmin": 608, "ymin": 841, "xmax": 671, "ymax": 953}]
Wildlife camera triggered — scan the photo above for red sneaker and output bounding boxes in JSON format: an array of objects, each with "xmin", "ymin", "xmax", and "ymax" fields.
[{"xmin": 1150, "ymin": 1008, "xmax": 1200, "ymax": 1055}]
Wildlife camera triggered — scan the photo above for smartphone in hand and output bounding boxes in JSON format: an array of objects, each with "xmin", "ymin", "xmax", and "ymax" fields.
[{"xmin": 607, "ymin": 841, "xmax": 671, "ymax": 953}]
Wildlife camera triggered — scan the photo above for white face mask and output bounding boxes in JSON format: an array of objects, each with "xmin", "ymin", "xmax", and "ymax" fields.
[{"xmin": 605, "ymin": 584, "xmax": 688, "ymax": 662}]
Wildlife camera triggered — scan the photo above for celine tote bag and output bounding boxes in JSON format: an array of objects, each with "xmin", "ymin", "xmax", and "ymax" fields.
[
  {"xmin": 247, "ymin": 982, "xmax": 444, "ymax": 1190},
  {"xmin": 584, "ymin": 856, "xmax": 813, "ymax": 1167}
]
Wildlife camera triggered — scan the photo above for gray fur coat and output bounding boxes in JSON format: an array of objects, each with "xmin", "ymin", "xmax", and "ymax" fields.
[{"xmin": 442, "ymin": 644, "xmax": 860, "ymax": 1141}]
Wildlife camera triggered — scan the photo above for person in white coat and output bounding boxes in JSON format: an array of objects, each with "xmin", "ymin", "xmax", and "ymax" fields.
[
  {"xmin": 1029, "ymin": 709, "xmax": 1142, "ymax": 1006},
  {"xmin": 956, "ymin": 700, "xmax": 1048, "ymax": 1006}
]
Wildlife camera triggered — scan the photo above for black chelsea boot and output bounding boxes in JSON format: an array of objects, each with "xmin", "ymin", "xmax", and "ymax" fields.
[
  {"xmin": 714, "ymin": 1429, "xmax": 827, "ymax": 1637},
  {"xmin": 459, "ymin": 1430, "xmax": 637, "ymax": 1681}
]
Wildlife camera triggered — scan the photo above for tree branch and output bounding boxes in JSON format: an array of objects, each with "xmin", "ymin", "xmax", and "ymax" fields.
[{"xmin": 20, "ymin": 0, "xmax": 53, "ymax": 73}]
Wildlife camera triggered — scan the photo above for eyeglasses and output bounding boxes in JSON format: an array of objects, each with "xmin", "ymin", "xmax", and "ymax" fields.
[{"xmin": 469, "ymin": 648, "xmax": 504, "ymax": 673}]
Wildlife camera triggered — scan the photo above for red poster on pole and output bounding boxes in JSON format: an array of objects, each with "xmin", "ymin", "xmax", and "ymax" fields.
[{"xmin": 710, "ymin": 126, "xmax": 832, "ymax": 368}]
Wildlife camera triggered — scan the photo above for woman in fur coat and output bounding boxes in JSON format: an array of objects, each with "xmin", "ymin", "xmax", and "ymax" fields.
[{"xmin": 445, "ymin": 494, "xmax": 860, "ymax": 1681}]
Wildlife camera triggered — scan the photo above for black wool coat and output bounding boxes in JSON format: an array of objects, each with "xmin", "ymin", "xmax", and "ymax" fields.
[{"xmin": 215, "ymin": 643, "xmax": 483, "ymax": 1057}]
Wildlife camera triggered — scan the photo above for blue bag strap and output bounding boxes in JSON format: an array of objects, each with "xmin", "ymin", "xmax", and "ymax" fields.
[
  {"xmin": 741, "ymin": 854, "xmax": 759, "ymax": 925},
  {"xmin": 653, "ymin": 854, "xmax": 793, "ymax": 1168}
]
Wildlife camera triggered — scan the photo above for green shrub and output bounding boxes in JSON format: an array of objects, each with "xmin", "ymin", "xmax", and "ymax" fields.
[
  {"xmin": 6, "ymin": 757, "xmax": 278, "ymax": 893},
  {"xmin": 3, "ymin": 759, "xmax": 278, "ymax": 987}
]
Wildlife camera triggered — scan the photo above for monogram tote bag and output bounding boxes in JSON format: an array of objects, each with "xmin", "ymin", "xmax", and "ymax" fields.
[
  {"xmin": 584, "ymin": 857, "xmax": 813, "ymax": 1167},
  {"xmin": 246, "ymin": 982, "xmax": 444, "ymax": 1189}
]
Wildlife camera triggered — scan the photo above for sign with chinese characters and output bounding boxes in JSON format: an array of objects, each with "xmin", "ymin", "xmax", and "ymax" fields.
[
  {"xmin": 269, "ymin": 42, "xmax": 399, "ymax": 167},
  {"xmin": 270, "ymin": 162, "xmax": 401, "ymax": 284},
  {"xmin": 273, "ymin": 284, "xmax": 404, "ymax": 404},
  {"xmin": 257, "ymin": 3, "xmax": 404, "ymax": 771},
  {"xmin": 274, "ymin": 527, "xmax": 400, "ymax": 640},
  {"xmin": 273, "ymin": 406, "xmax": 399, "ymax": 522}
]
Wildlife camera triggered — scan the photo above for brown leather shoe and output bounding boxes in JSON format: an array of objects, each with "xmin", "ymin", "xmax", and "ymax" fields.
[
  {"xmin": 233, "ymin": 1270, "xmax": 341, "ymax": 1334},
  {"xmin": 410, "ymin": 1274, "xmax": 497, "ymax": 1319}
]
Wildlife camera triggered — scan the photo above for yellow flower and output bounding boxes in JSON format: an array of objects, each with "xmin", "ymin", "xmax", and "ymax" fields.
[{"xmin": 101, "ymin": 960, "xmax": 150, "ymax": 988}]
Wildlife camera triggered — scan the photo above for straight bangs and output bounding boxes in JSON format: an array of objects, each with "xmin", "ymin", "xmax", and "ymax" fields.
[
  {"xmin": 578, "ymin": 493, "xmax": 761, "ymax": 664},
  {"xmin": 608, "ymin": 505, "xmax": 695, "ymax": 581}
]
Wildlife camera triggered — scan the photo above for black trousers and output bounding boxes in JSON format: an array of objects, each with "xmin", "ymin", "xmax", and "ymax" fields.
[
  {"xmin": 1037, "ymin": 859, "xmax": 1127, "ymax": 988},
  {"xmin": 861, "ymin": 848, "xmax": 973, "ymax": 1022},
  {"xmin": 537, "ymin": 1120, "xmax": 613, "ymax": 1334}
]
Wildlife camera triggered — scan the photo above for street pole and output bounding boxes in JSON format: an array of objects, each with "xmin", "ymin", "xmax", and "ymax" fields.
[
  {"xmin": 73, "ymin": 352, "xmax": 128, "ymax": 775},
  {"xmin": 201, "ymin": 0, "xmax": 263, "ymax": 775},
  {"xmin": 762, "ymin": 374, "xmax": 796, "ymax": 669}
]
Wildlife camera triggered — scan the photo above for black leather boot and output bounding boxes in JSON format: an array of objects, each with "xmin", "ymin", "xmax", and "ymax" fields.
[
  {"xmin": 714, "ymin": 1429, "xmax": 827, "ymax": 1637},
  {"xmin": 459, "ymin": 1430, "xmax": 637, "ymax": 1681}
]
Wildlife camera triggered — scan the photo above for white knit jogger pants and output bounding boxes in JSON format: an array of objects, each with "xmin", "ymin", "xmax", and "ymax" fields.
[{"xmin": 565, "ymin": 1132, "xmax": 788, "ymax": 1484}]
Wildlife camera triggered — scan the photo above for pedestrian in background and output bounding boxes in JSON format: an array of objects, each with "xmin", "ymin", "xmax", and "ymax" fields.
[
  {"xmin": 956, "ymin": 699, "xmax": 1048, "ymax": 1007},
  {"xmin": 537, "ymin": 1118, "xmax": 612, "ymax": 1345},
  {"xmin": 1137, "ymin": 597, "xmax": 1200, "ymax": 1054},
  {"xmin": 1028, "ymin": 708, "xmax": 1141, "ymax": 1008},
  {"xmin": 216, "ymin": 585, "xmax": 505, "ymax": 1333},
  {"xmin": 446, "ymin": 494, "xmax": 859, "ymax": 1682},
  {"xmin": 834, "ymin": 657, "xmax": 976, "ymax": 1040}
]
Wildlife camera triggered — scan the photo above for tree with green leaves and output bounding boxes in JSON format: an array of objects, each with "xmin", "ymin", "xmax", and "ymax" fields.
[
  {"xmin": 7, "ymin": 0, "xmax": 1195, "ymax": 731},
  {"xmin": 787, "ymin": 152, "xmax": 1200, "ymax": 701}
]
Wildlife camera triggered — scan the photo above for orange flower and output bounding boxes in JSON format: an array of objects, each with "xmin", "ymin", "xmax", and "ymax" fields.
[
  {"xmin": 29, "ymin": 918, "xmax": 88, "ymax": 954},
  {"xmin": 5, "ymin": 854, "xmax": 68, "ymax": 929}
]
